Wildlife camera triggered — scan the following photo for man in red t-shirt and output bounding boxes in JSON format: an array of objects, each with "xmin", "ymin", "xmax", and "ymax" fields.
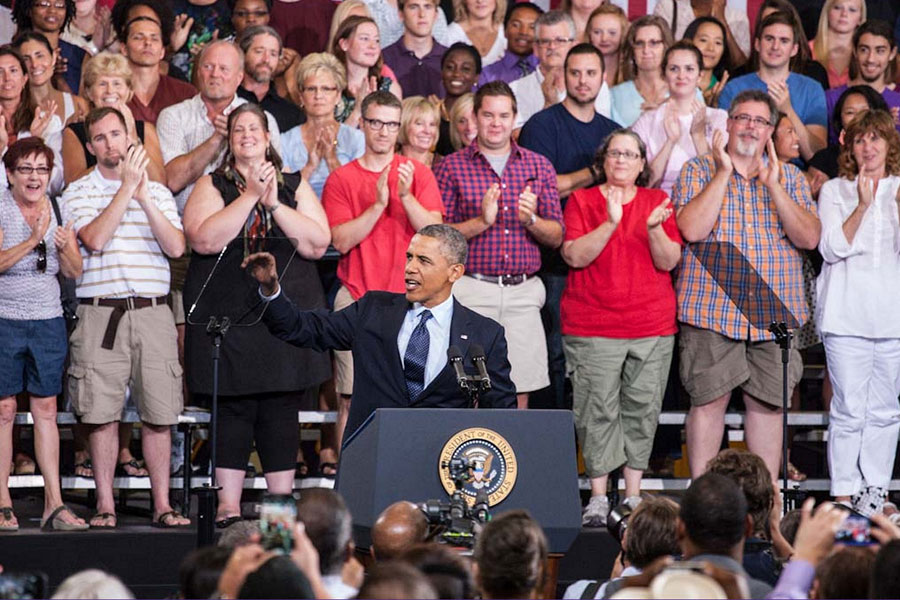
[{"xmin": 322, "ymin": 90, "xmax": 443, "ymax": 450}]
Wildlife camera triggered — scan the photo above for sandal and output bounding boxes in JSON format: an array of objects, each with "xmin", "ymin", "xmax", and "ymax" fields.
[
  {"xmin": 115, "ymin": 459, "xmax": 149, "ymax": 477},
  {"xmin": 74, "ymin": 458, "xmax": 93, "ymax": 478},
  {"xmin": 216, "ymin": 515, "xmax": 245, "ymax": 529},
  {"xmin": 319, "ymin": 462, "xmax": 338, "ymax": 478},
  {"xmin": 41, "ymin": 505, "xmax": 89, "ymax": 531},
  {"xmin": 90, "ymin": 512, "xmax": 117, "ymax": 529},
  {"xmin": 296, "ymin": 461, "xmax": 308, "ymax": 478},
  {"xmin": 787, "ymin": 462, "xmax": 807, "ymax": 482},
  {"xmin": 154, "ymin": 510, "xmax": 191, "ymax": 528},
  {"xmin": 0, "ymin": 507, "xmax": 18, "ymax": 532}
]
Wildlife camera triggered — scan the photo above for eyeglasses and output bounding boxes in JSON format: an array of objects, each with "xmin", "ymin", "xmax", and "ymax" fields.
[
  {"xmin": 233, "ymin": 9, "xmax": 268, "ymax": 17},
  {"xmin": 35, "ymin": 1, "xmax": 67, "ymax": 8},
  {"xmin": 633, "ymin": 39, "xmax": 664, "ymax": 49},
  {"xmin": 36, "ymin": 240, "xmax": 46, "ymax": 273},
  {"xmin": 606, "ymin": 149, "xmax": 641, "ymax": 160},
  {"xmin": 731, "ymin": 114, "xmax": 772, "ymax": 128},
  {"xmin": 535, "ymin": 37, "xmax": 573, "ymax": 47},
  {"xmin": 303, "ymin": 85, "xmax": 339, "ymax": 95},
  {"xmin": 15, "ymin": 165, "xmax": 51, "ymax": 175},
  {"xmin": 363, "ymin": 118, "xmax": 401, "ymax": 132}
]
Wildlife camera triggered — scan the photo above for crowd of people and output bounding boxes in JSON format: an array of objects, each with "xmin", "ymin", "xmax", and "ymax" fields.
[{"xmin": 0, "ymin": 0, "xmax": 898, "ymax": 569}]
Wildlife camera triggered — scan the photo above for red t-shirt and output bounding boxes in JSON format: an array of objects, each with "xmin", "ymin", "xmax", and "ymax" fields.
[
  {"xmin": 561, "ymin": 186, "xmax": 682, "ymax": 339},
  {"xmin": 323, "ymin": 155, "xmax": 444, "ymax": 299},
  {"xmin": 127, "ymin": 75, "xmax": 197, "ymax": 125}
]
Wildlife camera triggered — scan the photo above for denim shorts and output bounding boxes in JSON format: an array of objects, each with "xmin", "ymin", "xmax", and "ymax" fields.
[{"xmin": 0, "ymin": 317, "xmax": 68, "ymax": 398}]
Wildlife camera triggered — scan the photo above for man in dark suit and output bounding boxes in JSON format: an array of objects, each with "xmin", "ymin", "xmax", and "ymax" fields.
[{"xmin": 244, "ymin": 224, "xmax": 517, "ymax": 441}]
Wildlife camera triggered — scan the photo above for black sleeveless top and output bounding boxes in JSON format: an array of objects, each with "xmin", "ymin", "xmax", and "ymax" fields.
[
  {"xmin": 183, "ymin": 171, "xmax": 331, "ymax": 396},
  {"xmin": 68, "ymin": 120, "xmax": 146, "ymax": 168}
]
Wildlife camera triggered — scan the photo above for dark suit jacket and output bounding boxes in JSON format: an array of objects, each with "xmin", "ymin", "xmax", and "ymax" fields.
[{"xmin": 263, "ymin": 290, "xmax": 517, "ymax": 440}]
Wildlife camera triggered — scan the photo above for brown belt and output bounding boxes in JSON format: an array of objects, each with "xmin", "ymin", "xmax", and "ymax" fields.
[{"xmin": 79, "ymin": 296, "xmax": 171, "ymax": 350}]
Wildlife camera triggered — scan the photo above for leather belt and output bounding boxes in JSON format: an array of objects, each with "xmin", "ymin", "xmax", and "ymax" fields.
[
  {"xmin": 79, "ymin": 296, "xmax": 171, "ymax": 350},
  {"xmin": 466, "ymin": 273, "xmax": 534, "ymax": 287}
]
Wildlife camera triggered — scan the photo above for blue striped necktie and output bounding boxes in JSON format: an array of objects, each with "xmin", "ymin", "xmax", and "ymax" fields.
[{"xmin": 404, "ymin": 310, "xmax": 433, "ymax": 401}]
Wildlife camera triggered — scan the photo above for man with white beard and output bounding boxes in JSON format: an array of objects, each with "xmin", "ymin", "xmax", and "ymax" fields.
[{"xmin": 671, "ymin": 89, "xmax": 821, "ymax": 482}]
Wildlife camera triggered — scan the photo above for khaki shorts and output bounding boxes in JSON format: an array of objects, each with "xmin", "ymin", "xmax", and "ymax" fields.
[
  {"xmin": 678, "ymin": 323, "xmax": 802, "ymax": 407},
  {"xmin": 170, "ymin": 289, "xmax": 185, "ymax": 326},
  {"xmin": 333, "ymin": 285, "xmax": 356, "ymax": 396},
  {"xmin": 67, "ymin": 302, "xmax": 184, "ymax": 425},
  {"xmin": 452, "ymin": 275, "xmax": 548, "ymax": 393}
]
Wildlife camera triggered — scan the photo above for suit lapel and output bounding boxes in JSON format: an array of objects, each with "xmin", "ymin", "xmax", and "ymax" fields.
[{"xmin": 415, "ymin": 298, "xmax": 472, "ymax": 404}]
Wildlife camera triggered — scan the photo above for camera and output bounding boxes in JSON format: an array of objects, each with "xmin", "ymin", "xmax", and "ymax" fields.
[{"xmin": 418, "ymin": 457, "xmax": 491, "ymax": 548}]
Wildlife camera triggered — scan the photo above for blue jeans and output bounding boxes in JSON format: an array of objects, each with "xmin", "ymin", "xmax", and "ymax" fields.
[{"xmin": 540, "ymin": 272, "xmax": 568, "ymax": 409}]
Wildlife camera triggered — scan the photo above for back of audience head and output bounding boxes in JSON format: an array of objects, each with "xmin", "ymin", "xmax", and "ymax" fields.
[
  {"xmin": 620, "ymin": 15, "xmax": 673, "ymax": 82},
  {"xmin": 779, "ymin": 508, "xmax": 801, "ymax": 546},
  {"xmin": 217, "ymin": 518, "xmax": 261, "ymax": 548},
  {"xmin": 371, "ymin": 500, "xmax": 429, "ymax": 561},
  {"xmin": 473, "ymin": 509, "xmax": 548, "ymax": 599},
  {"xmin": 706, "ymin": 449, "xmax": 774, "ymax": 539},
  {"xmin": 50, "ymin": 569, "xmax": 133, "ymax": 599},
  {"xmin": 683, "ymin": 17, "xmax": 730, "ymax": 80},
  {"xmin": 838, "ymin": 108, "xmax": 900, "ymax": 178},
  {"xmin": 238, "ymin": 555, "xmax": 314, "ymax": 599},
  {"xmin": 178, "ymin": 546, "xmax": 231, "ymax": 600},
  {"xmin": 357, "ymin": 561, "xmax": 439, "ymax": 599},
  {"xmin": 295, "ymin": 488, "xmax": 353, "ymax": 576},
  {"xmin": 623, "ymin": 496, "xmax": 680, "ymax": 569},
  {"xmin": 401, "ymin": 543, "xmax": 476, "ymax": 599},
  {"xmin": 812, "ymin": 547, "xmax": 875, "ymax": 599},
  {"xmin": 832, "ymin": 85, "xmax": 890, "ymax": 138},
  {"xmin": 870, "ymin": 539, "xmax": 900, "ymax": 599},
  {"xmin": 679, "ymin": 472, "xmax": 750, "ymax": 559}
]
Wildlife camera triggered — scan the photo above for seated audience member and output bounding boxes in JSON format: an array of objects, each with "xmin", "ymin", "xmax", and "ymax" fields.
[
  {"xmin": 357, "ymin": 561, "xmax": 439, "ymax": 599},
  {"xmin": 182, "ymin": 103, "xmax": 330, "ymax": 528},
  {"xmin": 371, "ymin": 501, "xmax": 429, "ymax": 561},
  {"xmin": 812, "ymin": 547, "xmax": 875, "ymax": 599},
  {"xmin": 810, "ymin": 0, "xmax": 865, "ymax": 89},
  {"xmin": 238, "ymin": 556, "xmax": 316, "ymax": 599},
  {"xmin": 401, "ymin": 543, "xmax": 477, "ymax": 599},
  {"xmin": 444, "ymin": 0, "xmax": 506, "ymax": 68},
  {"xmin": 477, "ymin": 2, "xmax": 542, "ymax": 87},
  {"xmin": 817, "ymin": 109, "xmax": 900, "ymax": 517},
  {"xmin": 236, "ymin": 25, "xmax": 305, "ymax": 133},
  {"xmin": 446, "ymin": 92, "xmax": 476, "ymax": 152},
  {"xmin": 12, "ymin": 32, "xmax": 88, "ymax": 129},
  {"xmin": 583, "ymin": 3, "xmax": 627, "ymax": 87},
  {"xmin": 157, "ymin": 39, "xmax": 281, "ymax": 217},
  {"xmin": 825, "ymin": 19, "xmax": 900, "ymax": 145},
  {"xmin": 382, "ymin": 0, "xmax": 446, "ymax": 98},
  {"xmin": 870, "ymin": 540, "xmax": 900, "ymax": 598},
  {"xmin": 678, "ymin": 472, "xmax": 772, "ymax": 597},
  {"xmin": 718, "ymin": 11, "xmax": 827, "ymax": 162},
  {"xmin": 632, "ymin": 41, "xmax": 728, "ymax": 196},
  {"xmin": 50, "ymin": 570, "xmax": 133, "ymax": 599},
  {"xmin": 281, "ymin": 53, "xmax": 365, "ymax": 198},
  {"xmin": 62, "ymin": 52, "xmax": 166, "ymax": 185},
  {"xmin": 808, "ymin": 85, "xmax": 889, "ymax": 193},
  {"xmin": 653, "ymin": 0, "xmax": 749, "ymax": 66},
  {"xmin": 675, "ymin": 89, "xmax": 819, "ymax": 483},
  {"xmin": 399, "ymin": 96, "xmax": 441, "ymax": 168},
  {"xmin": 296, "ymin": 489, "xmax": 359, "ymax": 599},
  {"xmin": 0, "ymin": 138, "xmax": 86, "ymax": 532},
  {"xmin": 433, "ymin": 43, "xmax": 480, "ymax": 156},
  {"xmin": 564, "ymin": 496, "xmax": 680, "ymax": 599},
  {"xmin": 474, "ymin": 510, "xmax": 548, "ymax": 600},
  {"xmin": 682, "ymin": 17, "xmax": 730, "ymax": 106},
  {"xmin": 12, "ymin": 0, "xmax": 87, "ymax": 94},
  {"xmin": 609, "ymin": 15, "xmax": 673, "ymax": 127},
  {"xmin": 230, "ymin": 0, "xmax": 298, "ymax": 98},
  {"xmin": 331, "ymin": 15, "xmax": 402, "ymax": 127},
  {"xmin": 178, "ymin": 546, "xmax": 232, "ymax": 600},
  {"xmin": 561, "ymin": 130, "xmax": 681, "ymax": 526}
]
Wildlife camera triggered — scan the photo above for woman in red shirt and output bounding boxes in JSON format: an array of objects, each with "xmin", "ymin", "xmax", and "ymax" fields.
[{"xmin": 561, "ymin": 129, "xmax": 682, "ymax": 527}]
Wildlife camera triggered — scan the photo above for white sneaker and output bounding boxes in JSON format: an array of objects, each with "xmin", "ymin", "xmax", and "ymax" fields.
[
  {"xmin": 582, "ymin": 495, "xmax": 610, "ymax": 527},
  {"xmin": 624, "ymin": 495, "xmax": 643, "ymax": 510},
  {"xmin": 853, "ymin": 486, "xmax": 887, "ymax": 517}
]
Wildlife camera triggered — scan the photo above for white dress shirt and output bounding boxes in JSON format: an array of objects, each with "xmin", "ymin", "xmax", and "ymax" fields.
[
  {"xmin": 397, "ymin": 294, "xmax": 454, "ymax": 390},
  {"xmin": 816, "ymin": 175, "xmax": 900, "ymax": 338},
  {"xmin": 511, "ymin": 68, "xmax": 611, "ymax": 129}
]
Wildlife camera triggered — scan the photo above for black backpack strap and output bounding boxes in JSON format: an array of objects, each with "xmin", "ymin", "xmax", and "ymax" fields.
[
  {"xmin": 49, "ymin": 195, "xmax": 63, "ymax": 226},
  {"xmin": 581, "ymin": 580, "xmax": 603, "ymax": 599}
]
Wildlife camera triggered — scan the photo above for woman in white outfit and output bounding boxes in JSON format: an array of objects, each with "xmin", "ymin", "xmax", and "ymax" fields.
[
  {"xmin": 816, "ymin": 108, "xmax": 900, "ymax": 516},
  {"xmin": 444, "ymin": 0, "xmax": 507, "ymax": 67}
]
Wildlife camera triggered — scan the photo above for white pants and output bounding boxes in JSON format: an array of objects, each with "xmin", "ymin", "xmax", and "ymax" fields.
[{"xmin": 824, "ymin": 334, "xmax": 900, "ymax": 497}]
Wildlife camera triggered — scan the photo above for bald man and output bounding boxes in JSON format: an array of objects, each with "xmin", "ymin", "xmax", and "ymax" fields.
[{"xmin": 371, "ymin": 501, "xmax": 429, "ymax": 561}]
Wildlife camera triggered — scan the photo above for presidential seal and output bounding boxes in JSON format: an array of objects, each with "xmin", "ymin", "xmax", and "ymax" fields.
[{"xmin": 438, "ymin": 427, "xmax": 517, "ymax": 507}]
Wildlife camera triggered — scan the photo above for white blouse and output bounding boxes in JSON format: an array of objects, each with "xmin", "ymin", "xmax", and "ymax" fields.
[
  {"xmin": 444, "ymin": 22, "xmax": 507, "ymax": 67},
  {"xmin": 816, "ymin": 175, "xmax": 900, "ymax": 338}
]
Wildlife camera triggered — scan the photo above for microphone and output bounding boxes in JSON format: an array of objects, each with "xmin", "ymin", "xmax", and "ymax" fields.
[
  {"xmin": 470, "ymin": 344, "xmax": 491, "ymax": 390},
  {"xmin": 448, "ymin": 346, "xmax": 469, "ymax": 390}
]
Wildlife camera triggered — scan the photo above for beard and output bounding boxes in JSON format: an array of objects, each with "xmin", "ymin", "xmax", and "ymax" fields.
[
  {"xmin": 249, "ymin": 64, "xmax": 273, "ymax": 84},
  {"xmin": 98, "ymin": 154, "xmax": 123, "ymax": 170},
  {"xmin": 734, "ymin": 136, "xmax": 760, "ymax": 157}
]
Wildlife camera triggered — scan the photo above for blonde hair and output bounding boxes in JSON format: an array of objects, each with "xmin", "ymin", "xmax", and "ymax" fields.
[
  {"xmin": 448, "ymin": 93, "xmax": 474, "ymax": 150},
  {"xmin": 585, "ymin": 3, "xmax": 629, "ymax": 85},
  {"xmin": 327, "ymin": 0, "xmax": 371, "ymax": 52},
  {"xmin": 812, "ymin": 0, "xmax": 866, "ymax": 65},
  {"xmin": 399, "ymin": 96, "xmax": 440, "ymax": 148},
  {"xmin": 295, "ymin": 52, "xmax": 347, "ymax": 94},
  {"xmin": 81, "ymin": 51, "xmax": 133, "ymax": 102},
  {"xmin": 452, "ymin": 0, "xmax": 506, "ymax": 25}
]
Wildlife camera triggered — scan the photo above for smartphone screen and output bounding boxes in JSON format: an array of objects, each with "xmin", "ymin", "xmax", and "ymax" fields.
[
  {"xmin": 835, "ymin": 510, "xmax": 875, "ymax": 546},
  {"xmin": 260, "ymin": 494, "xmax": 296, "ymax": 554}
]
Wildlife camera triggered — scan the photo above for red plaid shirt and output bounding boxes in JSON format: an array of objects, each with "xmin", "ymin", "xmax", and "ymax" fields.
[{"xmin": 435, "ymin": 142, "xmax": 563, "ymax": 276}]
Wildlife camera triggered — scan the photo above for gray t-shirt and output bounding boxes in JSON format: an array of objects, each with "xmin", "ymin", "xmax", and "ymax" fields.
[{"xmin": 484, "ymin": 151, "xmax": 510, "ymax": 178}]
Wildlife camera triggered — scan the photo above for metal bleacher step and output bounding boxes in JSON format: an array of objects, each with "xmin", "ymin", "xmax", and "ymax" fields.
[
  {"xmin": 577, "ymin": 477, "xmax": 900, "ymax": 492},
  {"xmin": 10, "ymin": 474, "xmax": 336, "ymax": 490}
]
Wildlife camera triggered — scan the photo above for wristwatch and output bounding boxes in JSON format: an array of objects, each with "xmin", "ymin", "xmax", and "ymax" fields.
[
  {"xmin": 268, "ymin": 203, "xmax": 280, "ymax": 214},
  {"xmin": 528, "ymin": 213, "xmax": 537, "ymax": 226}
]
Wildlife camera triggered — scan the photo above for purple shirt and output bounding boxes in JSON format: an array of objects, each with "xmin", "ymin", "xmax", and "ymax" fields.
[
  {"xmin": 478, "ymin": 50, "xmax": 539, "ymax": 87},
  {"xmin": 826, "ymin": 84, "xmax": 900, "ymax": 144},
  {"xmin": 766, "ymin": 560, "xmax": 815, "ymax": 599},
  {"xmin": 382, "ymin": 38, "xmax": 447, "ymax": 98}
]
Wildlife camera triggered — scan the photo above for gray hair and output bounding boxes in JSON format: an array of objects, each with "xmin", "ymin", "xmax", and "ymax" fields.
[
  {"xmin": 535, "ymin": 9, "xmax": 576, "ymax": 40},
  {"xmin": 418, "ymin": 224, "xmax": 468, "ymax": 266},
  {"xmin": 197, "ymin": 39, "xmax": 245, "ymax": 72},
  {"xmin": 51, "ymin": 570, "xmax": 133, "ymax": 599},
  {"xmin": 727, "ymin": 89, "xmax": 779, "ymax": 127},
  {"xmin": 238, "ymin": 24, "xmax": 283, "ymax": 54}
]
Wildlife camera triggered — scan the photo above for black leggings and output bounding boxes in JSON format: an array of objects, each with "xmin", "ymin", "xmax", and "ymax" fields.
[{"xmin": 214, "ymin": 391, "xmax": 302, "ymax": 472}]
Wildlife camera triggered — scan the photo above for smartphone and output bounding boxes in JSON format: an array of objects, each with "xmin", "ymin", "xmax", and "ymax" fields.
[
  {"xmin": 0, "ymin": 572, "xmax": 48, "ymax": 599},
  {"xmin": 259, "ymin": 493, "xmax": 296, "ymax": 554},
  {"xmin": 835, "ymin": 507, "xmax": 875, "ymax": 546}
]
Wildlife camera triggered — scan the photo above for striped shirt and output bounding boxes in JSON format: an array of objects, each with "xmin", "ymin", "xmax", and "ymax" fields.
[
  {"xmin": 60, "ymin": 168, "xmax": 182, "ymax": 298},
  {"xmin": 672, "ymin": 154, "xmax": 815, "ymax": 341}
]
